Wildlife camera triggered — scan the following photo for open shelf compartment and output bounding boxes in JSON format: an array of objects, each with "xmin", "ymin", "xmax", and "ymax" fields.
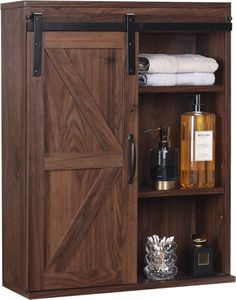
[
  {"xmin": 138, "ymin": 92, "xmax": 224, "ymax": 189},
  {"xmin": 137, "ymin": 28, "xmax": 233, "ymax": 285},
  {"xmin": 139, "ymin": 31, "xmax": 226, "ymax": 87},
  {"xmin": 138, "ymin": 195, "xmax": 231, "ymax": 280}
]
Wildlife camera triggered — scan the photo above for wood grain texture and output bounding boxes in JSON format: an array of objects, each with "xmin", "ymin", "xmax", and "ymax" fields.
[
  {"xmin": 217, "ymin": 31, "xmax": 231, "ymax": 274},
  {"xmin": 44, "ymin": 169, "xmax": 99, "ymax": 266},
  {"xmin": 27, "ymin": 32, "xmax": 46, "ymax": 291},
  {"xmin": 45, "ymin": 32, "xmax": 124, "ymax": 49},
  {"xmin": 138, "ymin": 94, "xmax": 185, "ymax": 187},
  {"xmin": 46, "ymin": 168, "xmax": 121, "ymax": 272},
  {"xmin": 1, "ymin": 1, "xmax": 231, "ymax": 10},
  {"xmin": 44, "ymin": 269, "xmax": 122, "ymax": 289},
  {"xmin": 44, "ymin": 169, "xmax": 122, "ymax": 270},
  {"xmin": 139, "ymin": 85, "xmax": 225, "ymax": 94},
  {"xmin": 46, "ymin": 47, "xmax": 122, "ymax": 152},
  {"xmin": 44, "ymin": 52, "xmax": 103, "ymax": 154},
  {"xmin": 2, "ymin": 2, "xmax": 229, "ymax": 24},
  {"xmin": 223, "ymin": 30, "xmax": 231, "ymax": 275},
  {"xmin": 138, "ymin": 187, "xmax": 224, "ymax": 198},
  {"xmin": 140, "ymin": 33, "xmax": 197, "ymax": 55},
  {"xmin": 20, "ymin": 7, "xmax": 229, "ymax": 24},
  {"xmin": 45, "ymin": 152, "xmax": 123, "ymax": 170},
  {"xmin": 26, "ymin": 274, "xmax": 235, "ymax": 299},
  {"xmin": 2, "ymin": 1, "xmax": 232, "ymax": 298},
  {"xmin": 196, "ymin": 195, "xmax": 225, "ymax": 273},
  {"xmin": 27, "ymin": 29, "xmax": 137, "ymax": 291},
  {"xmin": 121, "ymin": 32, "xmax": 139, "ymax": 284},
  {"xmin": 2, "ymin": 7, "xmax": 28, "ymax": 294},
  {"xmin": 44, "ymin": 41, "xmax": 124, "ymax": 153}
]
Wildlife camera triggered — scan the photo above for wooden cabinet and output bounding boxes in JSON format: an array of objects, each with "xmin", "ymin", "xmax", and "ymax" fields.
[{"xmin": 1, "ymin": 1, "xmax": 234, "ymax": 298}]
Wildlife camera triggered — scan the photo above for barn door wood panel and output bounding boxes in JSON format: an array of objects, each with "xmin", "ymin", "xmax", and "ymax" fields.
[{"xmin": 27, "ymin": 31, "xmax": 138, "ymax": 291}]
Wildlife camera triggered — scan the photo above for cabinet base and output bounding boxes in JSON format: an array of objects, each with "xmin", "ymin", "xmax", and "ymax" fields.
[{"xmin": 4, "ymin": 274, "xmax": 235, "ymax": 299}]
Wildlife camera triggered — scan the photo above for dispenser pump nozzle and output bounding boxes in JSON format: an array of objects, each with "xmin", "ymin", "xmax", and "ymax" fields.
[
  {"xmin": 192, "ymin": 94, "xmax": 204, "ymax": 112},
  {"xmin": 159, "ymin": 126, "xmax": 171, "ymax": 148}
]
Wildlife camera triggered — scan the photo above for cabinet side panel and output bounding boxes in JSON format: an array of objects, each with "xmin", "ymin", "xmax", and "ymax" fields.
[
  {"xmin": 2, "ymin": 8, "xmax": 27, "ymax": 293},
  {"xmin": 222, "ymin": 30, "xmax": 231, "ymax": 274}
]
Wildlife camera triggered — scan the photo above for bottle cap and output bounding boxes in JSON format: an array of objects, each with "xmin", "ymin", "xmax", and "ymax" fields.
[{"xmin": 192, "ymin": 234, "xmax": 207, "ymax": 248}]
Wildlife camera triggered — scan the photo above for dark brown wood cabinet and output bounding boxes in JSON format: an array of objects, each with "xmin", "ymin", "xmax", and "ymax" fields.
[{"xmin": 1, "ymin": 1, "xmax": 235, "ymax": 299}]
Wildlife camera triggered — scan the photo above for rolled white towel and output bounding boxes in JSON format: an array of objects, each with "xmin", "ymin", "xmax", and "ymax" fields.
[
  {"xmin": 139, "ymin": 54, "xmax": 219, "ymax": 74},
  {"xmin": 139, "ymin": 73, "xmax": 215, "ymax": 86}
]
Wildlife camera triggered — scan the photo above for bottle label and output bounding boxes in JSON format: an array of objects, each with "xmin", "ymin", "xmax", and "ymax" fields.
[{"xmin": 194, "ymin": 131, "xmax": 213, "ymax": 161}]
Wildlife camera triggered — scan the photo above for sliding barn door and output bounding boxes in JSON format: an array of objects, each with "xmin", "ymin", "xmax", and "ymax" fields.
[{"xmin": 27, "ymin": 31, "xmax": 138, "ymax": 291}]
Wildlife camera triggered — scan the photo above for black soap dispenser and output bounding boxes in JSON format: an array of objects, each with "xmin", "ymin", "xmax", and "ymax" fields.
[{"xmin": 149, "ymin": 126, "xmax": 179, "ymax": 190}]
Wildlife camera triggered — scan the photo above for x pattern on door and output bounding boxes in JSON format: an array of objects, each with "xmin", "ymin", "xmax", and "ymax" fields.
[{"xmin": 42, "ymin": 36, "xmax": 126, "ymax": 289}]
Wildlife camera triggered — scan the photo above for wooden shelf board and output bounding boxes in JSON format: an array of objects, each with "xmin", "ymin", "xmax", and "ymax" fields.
[
  {"xmin": 139, "ymin": 85, "xmax": 225, "ymax": 94},
  {"xmin": 137, "ymin": 274, "xmax": 235, "ymax": 289},
  {"xmin": 138, "ymin": 187, "xmax": 224, "ymax": 198},
  {"xmin": 27, "ymin": 274, "xmax": 235, "ymax": 298}
]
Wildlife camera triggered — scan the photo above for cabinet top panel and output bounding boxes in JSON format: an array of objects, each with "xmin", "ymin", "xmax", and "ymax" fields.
[
  {"xmin": 1, "ymin": 1, "xmax": 231, "ymax": 10},
  {"xmin": 1, "ymin": 1, "xmax": 231, "ymax": 24}
]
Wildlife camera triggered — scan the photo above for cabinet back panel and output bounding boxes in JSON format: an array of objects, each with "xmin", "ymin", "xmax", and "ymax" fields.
[
  {"xmin": 140, "ymin": 33, "xmax": 196, "ymax": 55},
  {"xmin": 196, "ymin": 195, "xmax": 230, "ymax": 274},
  {"xmin": 197, "ymin": 32, "xmax": 226, "ymax": 85}
]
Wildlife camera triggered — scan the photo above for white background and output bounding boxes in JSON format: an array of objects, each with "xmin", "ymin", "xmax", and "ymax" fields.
[{"xmin": 0, "ymin": 0, "xmax": 235, "ymax": 299}]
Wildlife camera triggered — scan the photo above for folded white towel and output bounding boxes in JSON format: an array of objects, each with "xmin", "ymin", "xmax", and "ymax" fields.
[
  {"xmin": 139, "ymin": 73, "xmax": 215, "ymax": 86},
  {"xmin": 139, "ymin": 54, "xmax": 219, "ymax": 74}
]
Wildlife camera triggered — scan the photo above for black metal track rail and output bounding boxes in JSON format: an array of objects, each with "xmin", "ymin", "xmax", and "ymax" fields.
[
  {"xmin": 27, "ymin": 21, "xmax": 232, "ymax": 33},
  {"xmin": 41, "ymin": 22, "xmax": 126, "ymax": 32},
  {"xmin": 136, "ymin": 22, "xmax": 232, "ymax": 32},
  {"xmin": 26, "ymin": 13, "xmax": 232, "ymax": 77}
]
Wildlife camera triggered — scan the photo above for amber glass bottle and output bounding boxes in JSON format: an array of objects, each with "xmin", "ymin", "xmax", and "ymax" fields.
[{"xmin": 180, "ymin": 95, "xmax": 215, "ymax": 188}]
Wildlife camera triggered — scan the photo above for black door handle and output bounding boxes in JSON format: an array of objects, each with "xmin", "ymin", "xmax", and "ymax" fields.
[{"xmin": 128, "ymin": 134, "xmax": 136, "ymax": 183}]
